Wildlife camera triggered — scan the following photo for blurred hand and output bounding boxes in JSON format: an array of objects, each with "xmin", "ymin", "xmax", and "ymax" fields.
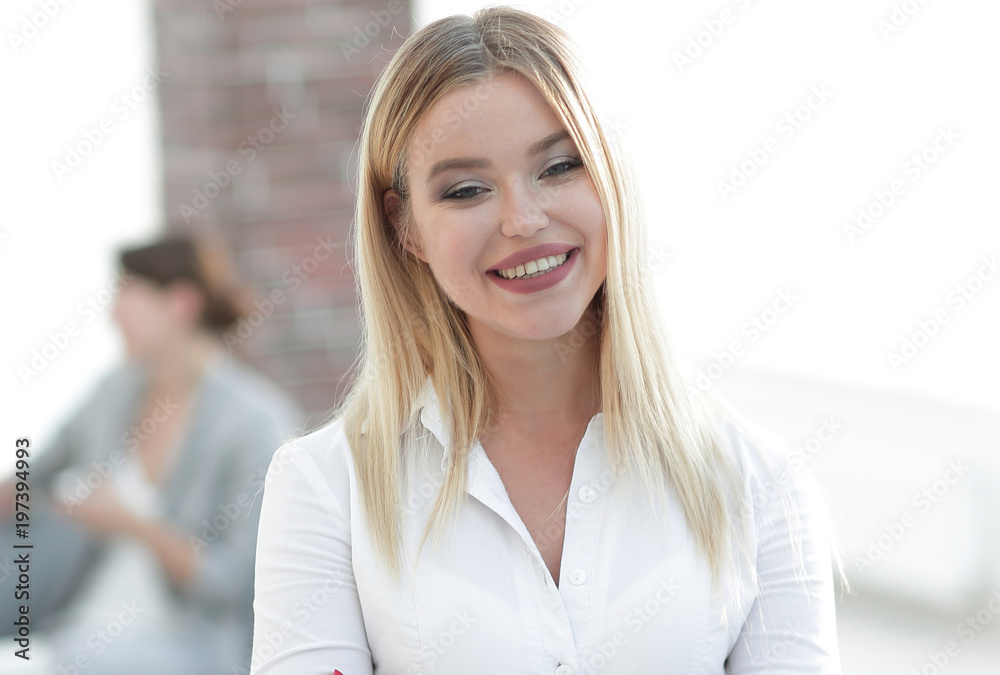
[
  {"xmin": 53, "ymin": 483, "xmax": 139, "ymax": 537},
  {"xmin": 52, "ymin": 482, "xmax": 198, "ymax": 589}
]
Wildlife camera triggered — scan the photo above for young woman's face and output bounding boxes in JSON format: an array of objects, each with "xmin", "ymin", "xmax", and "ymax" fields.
[
  {"xmin": 395, "ymin": 73, "xmax": 607, "ymax": 346},
  {"xmin": 112, "ymin": 276, "xmax": 194, "ymax": 360}
]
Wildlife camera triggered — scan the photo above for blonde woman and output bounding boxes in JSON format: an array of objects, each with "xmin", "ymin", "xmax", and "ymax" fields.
[{"xmin": 251, "ymin": 7, "xmax": 841, "ymax": 674}]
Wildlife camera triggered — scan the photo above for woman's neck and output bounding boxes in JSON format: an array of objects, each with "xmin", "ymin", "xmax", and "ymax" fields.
[{"xmin": 470, "ymin": 308, "xmax": 602, "ymax": 434}]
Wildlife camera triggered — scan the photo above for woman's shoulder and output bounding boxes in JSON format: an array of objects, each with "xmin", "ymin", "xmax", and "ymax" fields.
[
  {"xmin": 61, "ymin": 361, "xmax": 146, "ymax": 425},
  {"xmin": 712, "ymin": 409, "xmax": 796, "ymax": 484},
  {"xmin": 710, "ymin": 409, "xmax": 831, "ymax": 522},
  {"xmin": 710, "ymin": 409, "xmax": 834, "ymax": 549},
  {"xmin": 263, "ymin": 416, "xmax": 357, "ymax": 516}
]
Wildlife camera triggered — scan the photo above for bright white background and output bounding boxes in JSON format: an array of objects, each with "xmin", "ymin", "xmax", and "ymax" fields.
[
  {"xmin": 419, "ymin": 0, "xmax": 999, "ymax": 415},
  {"xmin": 0, "ymin": 0, "xmax": 160, "ymax": 451}
]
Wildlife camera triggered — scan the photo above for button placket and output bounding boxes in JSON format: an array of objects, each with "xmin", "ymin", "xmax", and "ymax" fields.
[
  {"xmin": 557, "ymin": 417, "xmax": 607, "ymax": 666},
  {"xmin": 560, "ymin": 429, "xmax": 603, "ymax": 588}
]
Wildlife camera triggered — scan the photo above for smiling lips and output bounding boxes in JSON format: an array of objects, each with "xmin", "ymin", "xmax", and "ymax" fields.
[
  {"xmin": 487, "ymin": 243, "xmax": 578, "ymax": 281},
  {"xmin": 494, "ymin": 252, "xmax": 570, "ymax": 280}
]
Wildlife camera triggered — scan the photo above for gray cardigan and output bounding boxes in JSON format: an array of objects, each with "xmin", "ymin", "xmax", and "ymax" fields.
[{"xmin": 17, "ymin": 353, "xmax": 302, "ymax": 672}]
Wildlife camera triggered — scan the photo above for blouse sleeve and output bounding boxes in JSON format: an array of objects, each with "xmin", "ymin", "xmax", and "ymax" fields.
[
  {"xmin": 725, "ymin": 452, "xmax": 843, "ymax": 674},
  {"xmin": 250, "ymin": 440, "xmax": 373, "ymax": 674}
]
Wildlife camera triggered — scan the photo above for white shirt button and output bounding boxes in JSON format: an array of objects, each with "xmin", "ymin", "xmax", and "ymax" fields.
[
  {"xmin": 577, "ymin": 486, "xmax": 596, "ymax": 503},
  {"xmin": 555, "ymin": 665, "xmax": 573, "ymax": 675},
  {"xmin": 568, "ymin": 569, "xmax": 587, "ymax": 585}
]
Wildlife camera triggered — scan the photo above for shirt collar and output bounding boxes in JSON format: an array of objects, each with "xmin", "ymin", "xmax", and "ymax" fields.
[
  {"xmin": 416, "ymin": 376, "xmax": 455, "ymax": 472},
  {"xmin": 415, "ymin": 375, "xmax": 606, "ymax": 474}
]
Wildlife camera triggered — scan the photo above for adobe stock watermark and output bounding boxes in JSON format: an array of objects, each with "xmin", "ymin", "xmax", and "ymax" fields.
[
  {"xmin": 689, "ymin": 287, "xmax": 798, "ymax": 394},
  {"xmin": 750, "ymin": 621, "xmax": 811, "ymax": 670},
  {"xmin": 407, "ymin": 78, "xmax": 502, "ymax": 170},
  {"xmin": 51, "ymin": 65, "xmax": 169, "ymax": 182},
  {"xmin": 55, "ymin": 600, "xmax": 144, "ymax": 674},
  {"xmin": 212, "ymin": 0, "xmax": 240, "ymax": 19},
  {"xmin": 405, "ymin": 412, "xmax": 514, "ymax": 519},
  {"xmin": 17, "ymin": 269, "xmax": 134, "ymax": 385},
  {"xmin": 244, "ymin": 447, "xmax": 349, "ymax": 671},
  {"xmin": 248, "ymin": 571, "xmax": 345, "ymax": 669},
  {"xmin": 338, "ymin": 0, "xmax": 406, "ymax": 62},
  {"xmin": 222, "ymin": 235, "xmax": 341, "ymax": 352},
  {"xmin": 841, "ymin": 125, "xmax": 959, "ymax": 244},
  {"xmin": 403, "ymin": 468, "xmax": 445, "ymax": 518},
  {"xmin": 535, "ymin": 468, "xmax": 616, "ymax": 556},
  {"xmin": 853, "ymin": 457, "xmax": 969, "ymax": 574},
  {"xmin": 909, "ymin": 588, "xmax": 1000, "ymax": 675},
  {"xmin": 56, "ymin": 396, "xmax": 180, "ymax": 511},
  {"xmin": 178, "ymin": 106, "xmax": 296, "ymax": 223},
  {"xmin": 191, "ymin": 441, "xmax": 312, "ymax": 555},
  {"xmin": 602, "ymin": 112, "xmax": 630, "ymax": 141},
  {"xmin": 541, "ymin": 0, "xmax": 591, "ymax": 27},
  {"xmin": 555, "ymin": 299, "xmax": 603, "ymax": 363},
  {"xmin": 886, "ymin": 254, "xmax": 998, "ymax": 372},
  {"xmin": 618, "ymin": 243, "xmax": 673, "ymax": 291},
  {"xmin": 580, "ymin": 577, "xmax": 680, "ymax": 674},
  {"xmin": 739, "ymin": 417, "xmax": 844, "ymax": 522},
  {"xmin": 877, "ymin": 0, "xmax": 932, "ymax": 40},
  {"xmin": 352, "ymin": 314, "xmax": 433, "ymax": 394},
  {"xmin": 0, "ymin": 556, "xmax": 15, "ymax": 585},
  {"xmin": 406, "ymin": 612, "xmax": 477, "ymax": 674},
  {"xmin": 7, "ymin": 0, "xmax": 72, "ymax": 54},
  {"xmin": 188, "ymin": 465, "xmax": 267, "ymax": 555},
  {"xmin": 556, "ymin": 245, "xmax": 671, "ymax": 362},
  {"xmin": 716, "ymin": 84, "xmax": 833, "ymax": 201},
  {"xmin": 786, "ymin": 417, "xmax": 842, "ymax": 472},
  {"xmin": 672, "ymin": 0, "xmax": 758, "ymax": 73}
]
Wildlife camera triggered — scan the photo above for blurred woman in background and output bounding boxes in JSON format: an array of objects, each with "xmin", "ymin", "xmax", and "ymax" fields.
[{"xmin": 0, "ymin": 234, "xmax": 301, "ymax": 674}]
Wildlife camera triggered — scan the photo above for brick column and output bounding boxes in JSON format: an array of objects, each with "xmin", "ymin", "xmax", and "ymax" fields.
[{"xmin": 151, "ymin": 0, "xmax": 411, "ymax": 422}]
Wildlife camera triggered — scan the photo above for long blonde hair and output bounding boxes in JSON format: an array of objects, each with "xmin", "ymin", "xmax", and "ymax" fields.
[{"xmin": 336, "ymin": 6, "xmax": 751, "ymax": 589}]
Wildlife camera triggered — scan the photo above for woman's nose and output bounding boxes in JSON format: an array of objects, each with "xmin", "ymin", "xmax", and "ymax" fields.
[{"xmin": 499, "ymin": 178, "xmax": 549, "ymax": 238}]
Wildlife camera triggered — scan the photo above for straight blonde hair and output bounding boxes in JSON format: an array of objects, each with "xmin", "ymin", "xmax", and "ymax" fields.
[{"xmin": 336, "ymin": 6, "xmax": 756, "ymax": 591}]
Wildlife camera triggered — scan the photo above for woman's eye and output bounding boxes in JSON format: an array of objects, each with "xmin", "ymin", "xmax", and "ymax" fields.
[
  {"xmin": 542, "ymin": 158, "xmax": 584, "ymax": 178},
  {"xmin": 441, "ymin": 160, "xmax": 582, "ymax": 200},
  {"xmin": 443, "ymin": 184, "xmax": 485, "ymax": 200}
]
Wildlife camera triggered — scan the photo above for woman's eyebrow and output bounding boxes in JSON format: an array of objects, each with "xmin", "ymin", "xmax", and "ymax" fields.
[
  {"xmin": 425, "ymin": 158, "xmax": 490, "ymax": 185},
  {"xmin": 526, "ymin": 130, "xmax": 570, "ymax": 156},
  {"xmin": 424, "ymin": 130, "xmax": 571, "ymax": 185}
]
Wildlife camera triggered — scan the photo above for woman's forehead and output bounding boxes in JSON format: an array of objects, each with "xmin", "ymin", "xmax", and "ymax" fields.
[{"xmin": 407, "ymin": 75, "xmax": 569, "ymax": 176}]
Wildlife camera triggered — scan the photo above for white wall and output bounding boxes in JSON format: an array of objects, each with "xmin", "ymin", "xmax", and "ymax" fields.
[{"xmin": 1, "ymin": 0, "xmax": 160, "ymax": 457}]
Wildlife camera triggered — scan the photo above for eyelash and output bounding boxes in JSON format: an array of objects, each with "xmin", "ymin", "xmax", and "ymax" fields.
[{"xmin": 442, "ymin": 157, "xmax": 585, "ymax": 201}]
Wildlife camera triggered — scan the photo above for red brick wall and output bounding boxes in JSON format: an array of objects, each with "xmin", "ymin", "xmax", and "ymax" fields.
[{"xmin": 151, "ymin": 0, "xmax": 411, "ymax": 424}]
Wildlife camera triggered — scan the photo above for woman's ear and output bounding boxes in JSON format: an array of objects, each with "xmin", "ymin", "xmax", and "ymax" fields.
[{"xmin": 383, "ymin": 188, "xmax": 427, "ymax": 262}]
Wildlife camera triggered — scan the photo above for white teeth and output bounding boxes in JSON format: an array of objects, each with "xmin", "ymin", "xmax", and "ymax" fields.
[{"xmin": 497, "ymin": 252, "xmax": 569, "ymax": 280}]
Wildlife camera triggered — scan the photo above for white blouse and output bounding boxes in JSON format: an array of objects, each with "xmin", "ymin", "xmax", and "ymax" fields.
[{"xmin": 250, "ymin": 379, "xmax": 842, "ymax": 674}]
